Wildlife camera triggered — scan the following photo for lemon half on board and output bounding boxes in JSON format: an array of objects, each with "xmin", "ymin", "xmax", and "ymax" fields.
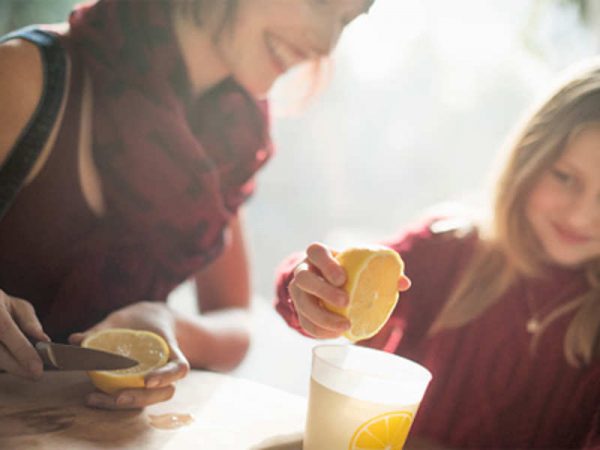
[
  {"xmin": 327, "ymin": 246, "xmax": 404, "ymax": 342},
  {"xmin": 82, "ymin": 328, "xmax": 170, "ymax": 394}
]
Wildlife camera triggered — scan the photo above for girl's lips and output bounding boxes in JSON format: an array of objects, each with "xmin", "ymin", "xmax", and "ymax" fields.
[{"xmin": 552, "ymin": 222, "xmax": 591, "ymax": 244}]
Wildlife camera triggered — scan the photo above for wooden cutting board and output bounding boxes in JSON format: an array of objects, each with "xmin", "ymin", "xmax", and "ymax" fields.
[{"xmin": 0, "ymin": 371, "xmax": 306, "ymax": 449}]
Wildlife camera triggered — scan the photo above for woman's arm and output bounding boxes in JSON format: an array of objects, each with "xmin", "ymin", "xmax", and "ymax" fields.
[
  {"xmin": 175, "ymin": 213, "xmax": 251, "ymax": 372},
  {"xmin": 0, "ymin": 40, "xmax": 55, "ymax": 380},
  {"xmin": 1, "ymin": 36, "xmax": 68, "ymax": 185},
  {"xmin": 0, "ymin": 39, "xmax": 43, "ymax": 173},
  {"xmin": 193, "ymin": 212, "xmax": 250, "ymax": 312},
  {"xmin": 582, "ymin": 405, "xmax": 600, "ymax": 449},
  {"xmin": 64, "ymin": 215, "xmax": 252, "ymax": 407}
]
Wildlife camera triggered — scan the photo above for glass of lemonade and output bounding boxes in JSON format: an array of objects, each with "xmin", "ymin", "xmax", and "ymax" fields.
[{"xmin": 303, "ymin": 344, "xmax": 431, "ymax": 450}]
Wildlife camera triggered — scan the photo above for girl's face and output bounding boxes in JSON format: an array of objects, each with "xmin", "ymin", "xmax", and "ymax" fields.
[
  {"xmin": 212, "ymin": 0, "xmax": 373, "ymax": 96},
  {"xmin": 526, "ymin": 126, "xmax": 600, "ymax": 267}
]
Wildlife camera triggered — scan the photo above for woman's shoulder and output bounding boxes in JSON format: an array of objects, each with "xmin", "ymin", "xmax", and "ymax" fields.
[{"xmin": 0, "ymin": 38, "xmax": 44, "ymax": 167}]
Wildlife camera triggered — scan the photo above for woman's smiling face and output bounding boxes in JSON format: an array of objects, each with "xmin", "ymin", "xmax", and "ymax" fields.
[
  {"xmin": 212, "ymin": 0, "xmax": 374, "ymax": 96},
  {"xmin": 526, "ymin": 125, "xmax": 600, "ymax": 268}
]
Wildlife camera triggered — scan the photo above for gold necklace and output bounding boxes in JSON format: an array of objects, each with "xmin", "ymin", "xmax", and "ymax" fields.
[
  {"xmin": 524, "ymin": 279, "xmax": 585, "ymax": 337},
  {"xmin": 525, "ymin": 297, "xmax": 585, "ymax": 335}
]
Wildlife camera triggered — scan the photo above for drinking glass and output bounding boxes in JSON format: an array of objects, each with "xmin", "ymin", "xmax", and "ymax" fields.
[{"xmin": 303, "ymin": 344, "xmax": 431, "ymax": 450}]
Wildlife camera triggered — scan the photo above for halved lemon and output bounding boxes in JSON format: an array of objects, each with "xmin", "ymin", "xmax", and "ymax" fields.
[
  {"xmin": 349, "ymin": 411, "xmax": 414, "ymax": 450},
  {"xmin": 327, "ymin": 246, "xmax": 404, "ymax": 342},
  {"xmin": 82, "ymin": 328, "xmax": 170, "ymax": 394}
]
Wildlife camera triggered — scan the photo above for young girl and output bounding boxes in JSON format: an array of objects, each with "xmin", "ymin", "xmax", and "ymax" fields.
[
  {"xmin": 0, "ymin": 0, "xmax": 374, "ymax": 410},
  {"xmin": 275, "ymin": 59, "xmax": 600, "ymax": 448}
]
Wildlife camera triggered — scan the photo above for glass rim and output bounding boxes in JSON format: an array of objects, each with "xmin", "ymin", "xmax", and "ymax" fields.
[{"xmin": 312, "ymin": 343, "xmax": 432, "ymax": 385}]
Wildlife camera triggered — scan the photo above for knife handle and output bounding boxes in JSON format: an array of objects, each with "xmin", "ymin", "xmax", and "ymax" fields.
[{"xmin": 35, "ymin": 341, "xmax": 58, "ymax": 370}]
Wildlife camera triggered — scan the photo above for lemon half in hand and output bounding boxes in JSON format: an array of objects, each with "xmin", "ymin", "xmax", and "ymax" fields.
[
  {"xmin": 327, "ymin": 246, "xmax": 404, "ymax": 342},
  {"xmin": 82, "ymin": 328, "xmax": 170, "ymax": 394}
]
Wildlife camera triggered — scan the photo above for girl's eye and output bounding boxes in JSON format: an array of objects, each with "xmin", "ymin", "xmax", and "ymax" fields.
[{"xmin": 551, "ymin": 168, "xmax": 575, "ymax": 186}]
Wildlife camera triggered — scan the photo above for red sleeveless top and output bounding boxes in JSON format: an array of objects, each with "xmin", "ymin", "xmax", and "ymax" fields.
[{"xmin": 0, "ymin": 15, "xmax": 272, "ymax": 342}]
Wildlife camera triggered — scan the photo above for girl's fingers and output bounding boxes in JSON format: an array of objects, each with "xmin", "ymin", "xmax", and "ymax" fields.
[
  {"xmin": 398, "ymin": 275, "xmax": 412, "ymax": 292},
  {"xmin": 289, "ymin": 285, "xmax": 349, "ymax": 333},
  {"xmin": 291, "ymin": 268, "xmax": 348, "ymax": 309},
  {"xmin": 86, "ymin": 385, "xmax": 176, "ymax": 410},
  {"xmin": 298, "ymin": 314, "xmax": 346, "ymax": 339},
  {"xmin": 0, "ymin": 305, "xmax": 43, "ymax": 377},
  {"xmin": 306, "ymin": 243, "xmax": 346, "ymax": 287}
]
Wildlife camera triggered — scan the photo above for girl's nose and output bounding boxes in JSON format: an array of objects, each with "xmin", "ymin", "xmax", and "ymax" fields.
[{"xmin": 565, "ymin": 193, "xmax": 600, "ymax": 230}]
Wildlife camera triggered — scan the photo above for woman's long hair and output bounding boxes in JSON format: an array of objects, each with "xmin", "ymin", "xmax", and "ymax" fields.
[{"xmin": 429, "ymin": 59, "xmax": 600, "ymax": 367}]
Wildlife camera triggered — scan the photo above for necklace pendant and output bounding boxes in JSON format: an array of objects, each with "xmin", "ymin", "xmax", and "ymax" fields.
[{"xmin": 526, "ymin": 318, "xmax": 540, "ymax": 334}]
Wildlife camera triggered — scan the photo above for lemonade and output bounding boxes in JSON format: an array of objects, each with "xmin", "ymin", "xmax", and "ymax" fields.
[
  {"xmin": 303, "ymin": 345, "xmax": 431, "ymax": 450},
  {"xmin": 304, "ymin": 378, "xmax": 419, "ymax": 449}
]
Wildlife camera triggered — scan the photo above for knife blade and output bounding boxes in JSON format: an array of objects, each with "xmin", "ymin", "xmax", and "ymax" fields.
[{"xmin": 35, "ymin": 341, "xmax": 139, "ymax": 371}]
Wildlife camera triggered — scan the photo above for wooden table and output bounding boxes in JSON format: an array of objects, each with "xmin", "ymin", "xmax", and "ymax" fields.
[{"xmin": 0, "ymin": 371, "xmax": 306, "ymax": 449}]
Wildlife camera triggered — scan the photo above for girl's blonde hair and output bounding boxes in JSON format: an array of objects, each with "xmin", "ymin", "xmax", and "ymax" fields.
[{"xmin": 429, "ymin": 59, "xmax": 600, "ymax": 367}]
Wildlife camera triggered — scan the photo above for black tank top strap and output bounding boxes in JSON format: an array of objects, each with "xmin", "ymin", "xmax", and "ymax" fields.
[{"xmin": 0, "ymin": 26, "xmax": 67, "ymax": 220}]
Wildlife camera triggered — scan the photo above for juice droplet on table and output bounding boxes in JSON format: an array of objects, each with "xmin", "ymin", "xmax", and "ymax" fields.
[{"xmin": 148, "ymin": 413, "xmax": 194, "ymax": 430}]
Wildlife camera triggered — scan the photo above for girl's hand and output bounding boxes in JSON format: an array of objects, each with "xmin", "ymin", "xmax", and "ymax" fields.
[
  {"xmin": 0, "ymin": 289, "xmax": 50, "ymax": 379},
  {"xmin": 69, "ymin": 301, "xmax": 190, "ymax": 410},
  {"xmin": 288, "ymin": 243, "xmax": 350, "ymax": 339},
  {"xmin": 289, "ymin": 243, "xmax": 411, "ymax": 339}
]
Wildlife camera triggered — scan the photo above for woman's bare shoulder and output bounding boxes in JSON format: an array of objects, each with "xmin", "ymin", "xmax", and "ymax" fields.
[{"xmin": 0, "ymin": 39, "xmax": 44, "ymax": 167}]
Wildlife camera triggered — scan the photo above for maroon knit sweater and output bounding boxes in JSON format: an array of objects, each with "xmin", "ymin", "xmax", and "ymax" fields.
[{"xmin": 275, "ymin": 219, "xmax": 600, "ymax": 449}]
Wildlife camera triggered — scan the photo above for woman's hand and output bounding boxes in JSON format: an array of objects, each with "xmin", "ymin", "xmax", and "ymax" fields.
[
  {"xmin": 69, "ymin": 301, "xmax": 190, "ymax": 410},
  {"xmin": 0, "ymin": 289, "xmax": 50, "ymax": 379},
  {"xmin": 289, "ymin": 243, "xmax": 411, "ymax": 339}
]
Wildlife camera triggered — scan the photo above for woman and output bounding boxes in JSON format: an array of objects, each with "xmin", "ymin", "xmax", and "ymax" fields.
[
  {"xmin": 276, "ymin": 59, "xmax": 600, "ymax": 448},
  {"xmin": 0, "ymin": 0, "xmax": 374, "ymax": 409}
]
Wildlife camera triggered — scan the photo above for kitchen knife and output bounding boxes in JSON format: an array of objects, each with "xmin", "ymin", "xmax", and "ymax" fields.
[{"xmin": 35, "ymin": 341, "xmax": 139, "ymax": 371}]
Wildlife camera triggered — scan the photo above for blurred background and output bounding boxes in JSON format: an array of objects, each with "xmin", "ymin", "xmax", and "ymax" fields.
[{"xmin": 2, "ymin": 0, "xmax": 599, "ymax": 394}]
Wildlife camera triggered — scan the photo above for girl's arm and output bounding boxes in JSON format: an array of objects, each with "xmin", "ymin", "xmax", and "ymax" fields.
[{"xmin": 175, "ymin": 213, "xmax": 251, "ymax": 372}]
